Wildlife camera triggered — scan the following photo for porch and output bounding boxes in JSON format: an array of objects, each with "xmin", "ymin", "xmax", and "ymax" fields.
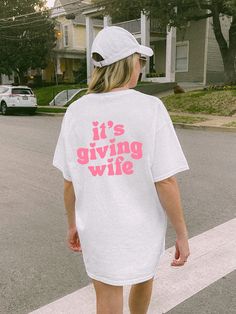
[
  {"xmin": 42, "ymin": 49, "xmax": 86, "ymax": 84},
  {"xmin": 82, "ymin": 8, "xmax": 177, "ymax": 83}
]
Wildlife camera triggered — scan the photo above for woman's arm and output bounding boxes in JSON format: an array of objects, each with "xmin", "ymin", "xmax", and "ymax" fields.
[
  {"xmin": 155, "ymin": 176, "xmax": 188, "ymax": 238},
  {"xmin": 155, "ymin": 175, "xmax": 190, "ymax": 265},
  {"xmin": 64, "ymin": 179, "xmax": 82, "ymax": 252},
  {"xmin": 64, "ymin": 179, "xmax": 76, "ymax": 228}
]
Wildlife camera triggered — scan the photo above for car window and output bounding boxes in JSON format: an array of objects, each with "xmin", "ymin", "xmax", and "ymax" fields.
[
  {"xmin": 12, "ymin": 88, "xmax": 33, "ymax": 95},
  {"xmin": 0, "ymin": 87, "xmax": 9, "ymax": 93}
]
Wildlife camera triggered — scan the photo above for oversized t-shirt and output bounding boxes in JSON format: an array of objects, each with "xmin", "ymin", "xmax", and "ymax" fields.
[{"xmin": 52, "ymin": 89, "xmax": 190, "ymax": 286}]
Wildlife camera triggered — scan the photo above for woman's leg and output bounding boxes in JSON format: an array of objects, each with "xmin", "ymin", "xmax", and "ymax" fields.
[
  {"xmin": 128, "ymin": 277, "xmax": 154, "ymax": 314},
  {"xmin": 92, "ymin": 278, "xmax": 123, "ymax": 314}
]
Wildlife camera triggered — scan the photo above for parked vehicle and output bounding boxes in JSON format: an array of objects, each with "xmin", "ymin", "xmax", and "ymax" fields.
[{"xmin": 0, "ymin": 85, "xmax": 37, "ymax": 115}]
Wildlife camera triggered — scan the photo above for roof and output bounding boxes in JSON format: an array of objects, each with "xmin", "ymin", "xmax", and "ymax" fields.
[
  {"xmin": 73, "ymin": 15, "xmax": 103, "ymax": 26},
  {"xmin": 59, "ymin": 0, "xmax": 89, "ymax": 14},
  {"xmin": 52, "ymin": 0, "xmax": 103, "ymax": 25},
  {"xmin": 52, "ymin": 0, "xmax": 95, "ymax": 18}
]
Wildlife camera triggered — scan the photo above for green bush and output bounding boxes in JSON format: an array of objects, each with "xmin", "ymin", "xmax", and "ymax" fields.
[
  {"xmin": 204, "ymin": 84, "xmax": 236, "ymax": 91},
  {"xmin": 162, "ymin": 89, "xmax": 236, "ymax": 116},
  {"xmin": 146, "ymin": 72, "xmax": 165, "ymax": 78}
]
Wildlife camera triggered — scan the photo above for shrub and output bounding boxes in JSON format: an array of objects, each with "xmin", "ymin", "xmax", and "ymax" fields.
[
  {"xmin": 146, "ymin": 72, "xmax": 165, "ymax": 78},
  {"xmin": 204, "ymin": 84, "xmax": 236, "ymax": 91}
]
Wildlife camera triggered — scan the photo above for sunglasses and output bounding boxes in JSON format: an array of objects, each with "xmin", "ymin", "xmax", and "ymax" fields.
[{"xmin": 139, "ymin": 56, "xmax": 147, "ymax": 68}]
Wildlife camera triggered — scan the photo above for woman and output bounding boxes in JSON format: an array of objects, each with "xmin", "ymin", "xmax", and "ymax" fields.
[{"xmin": 53, "ymin": 26, "xmax": 190, "ymax": 314}]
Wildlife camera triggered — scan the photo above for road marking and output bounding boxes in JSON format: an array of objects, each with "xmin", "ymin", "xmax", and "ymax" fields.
[
  {"xmin": 149, "ymin": 217, "xmax": 236, "ymax": 313},
  {"xmin": 29, "ymin": 218, "xmax": 236, "ymax": 314}
]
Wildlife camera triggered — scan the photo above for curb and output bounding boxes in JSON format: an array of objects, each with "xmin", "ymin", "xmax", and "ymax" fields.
[
  {"xmin": 36, "ymin": 112, "xmax": 236, "ymax": 132},
  {"xmin": 173, "ymin": 123, "xmax": 236, "ymax": 133},
  {"xmin": 36, "ymin": 112, "xmax": 65, "ymax": 116}
]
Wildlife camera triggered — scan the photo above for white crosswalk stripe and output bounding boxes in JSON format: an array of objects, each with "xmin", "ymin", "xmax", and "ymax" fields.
[{"xmin": 29, "ymin": 218, "xmax": 236, "ymax": 314}]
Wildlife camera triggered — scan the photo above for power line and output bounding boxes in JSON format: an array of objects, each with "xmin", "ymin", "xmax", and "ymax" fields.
[
  {"xmin": 0, "ymin": 1, "xmax": 80, "ymax": 21},
  {"xmin": 0, "ymin": 18, "xmax": 54, "ymax": 30},
  {"xmin": 0, "ymin": 0, "xmax": 86, "ymax": 22},
  {"xmin": 0, "ymin": 0, "xmax": 110, "ymax": 31},
  {"xmin": 0, "ymin": 7, "xmax": 88, "ymax": 30},
  {"xmin": 0, "ymin": 13, "xmax": 51, "ymax": 25},
  {"xmin": 0, "ymin": 5, "xmax": 105, "ymax": 30},
  {"xmin": 0, "ymin": 34, "xmax": 51, "ymax": 41}
]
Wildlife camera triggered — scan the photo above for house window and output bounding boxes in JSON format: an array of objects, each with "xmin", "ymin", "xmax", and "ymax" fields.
[
  {"xmin": 63, "ymin": 25, "xmax": 69, "ymax": 47},
  {"xmin": 176, "ymin": 41, "xmax": 189, "ymax": 72}
]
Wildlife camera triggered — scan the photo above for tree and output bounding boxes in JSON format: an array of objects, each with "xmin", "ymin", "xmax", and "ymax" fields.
[
  {"xmin": 93, "ymin": 0, "xmax": 236, "ymax": 83},
  {"xmin": 0, "ymin": 0, "xmax": 55, "ymax": 84}
]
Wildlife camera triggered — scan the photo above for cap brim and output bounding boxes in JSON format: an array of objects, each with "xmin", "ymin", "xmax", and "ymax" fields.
[{"xmin": 139, "ymin": 45, "xmax": 153, "ymax": 57}]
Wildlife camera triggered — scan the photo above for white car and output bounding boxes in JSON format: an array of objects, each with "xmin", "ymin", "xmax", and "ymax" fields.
[{"xmin": 0, "ymin": 85, "xmax": 37, "ymax": 115}]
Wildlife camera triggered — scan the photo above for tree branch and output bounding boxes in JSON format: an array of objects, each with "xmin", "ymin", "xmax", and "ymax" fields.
[
  {"xmin": 229, "ymin": 15, "xmax": 236, "ymax": 52},
  {"xmin": 187, "ymin": 13, "xmax": 213, "ymax": 21},
  {"xmin": 199, "ymin": 4, "xmax": 212, "ymax": 10},
  {"xmin": 211, "ymin": 2, "xmax": 228, "ymax": 54}
]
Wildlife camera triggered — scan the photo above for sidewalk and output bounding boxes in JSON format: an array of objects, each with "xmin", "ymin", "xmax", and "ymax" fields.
[
  {"xmin": 169, "ymin": 111, "xmax": 236, "ymax": 132},
  {"xmin": 37, "ymin": 109, "xmax": 236, "ymax": 132}
]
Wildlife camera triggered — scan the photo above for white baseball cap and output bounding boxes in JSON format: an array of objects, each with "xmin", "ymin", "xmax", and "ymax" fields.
[{"xmin": 91, "ymin": 26, "xmax": 153, "ymax": 67}]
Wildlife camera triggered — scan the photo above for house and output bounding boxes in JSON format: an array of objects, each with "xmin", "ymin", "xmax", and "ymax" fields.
[
  {"xmin": 43, "ymin": 0, "xmax": 231, "ymax": 85},
  {"xmin": 42, "ymin": 0, "xmax": 103, "ymax": 84},
  {"xmin": 83, "ymin": 6, "xmax": 231, "ymax": 85},
  {"xmin": 174, "ymin": 16, "xmax": 231, "ymax": 85},
  {"xmin": 0, "ymin": 74, "xmax": 14, "ymax": 85}
]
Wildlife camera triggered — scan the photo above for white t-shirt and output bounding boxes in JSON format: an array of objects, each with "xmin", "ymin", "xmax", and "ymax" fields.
[{"xmin": 52, "ymin": 89, "xmax": 190, "ymax": 286}]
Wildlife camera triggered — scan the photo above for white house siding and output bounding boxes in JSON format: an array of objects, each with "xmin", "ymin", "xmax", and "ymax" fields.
[
  {"xmin": 54, "ymin": 16, "xmax": 73, "ymax": 50},
  {"xmin": 0, "ymin": 74, "xmax": 14, "ymax": 84},
  {"xmin": 176, "ymin": 19, "xmax": 207, "ymax": 83},
  {"xmin": 206, "ymin": 16, "xmax": 231, "ymax": 83},
  {"xmin": 73, "ymin": 25, "xmax": 86, "ymax": 50}
]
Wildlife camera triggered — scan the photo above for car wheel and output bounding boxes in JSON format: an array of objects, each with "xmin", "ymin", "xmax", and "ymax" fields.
[{"xmin": 1, "ymin": 102, "xmax": 8, "ymax": 115}]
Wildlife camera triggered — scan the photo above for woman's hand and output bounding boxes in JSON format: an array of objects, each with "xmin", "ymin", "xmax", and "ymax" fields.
[
  {"xmin": 171, "ymin": 236, "xmax": 190, "ymax": 266},
  {"xmin": 67, "ymin": 226, "xmax": 82, "ymax": 252}
]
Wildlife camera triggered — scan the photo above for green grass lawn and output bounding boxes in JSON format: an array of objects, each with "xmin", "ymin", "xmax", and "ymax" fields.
[
  {"xmin": 36, "ymin": 107, "xmax": 67, "ymax": 113},
  {"xmin": 33, "ymin": 81, "xmax": 149, "ymax": 106},
  {"xmin": 33, "ymin": 84, "xmax": 87, "ymax": 106},
  {"xmin": 170, "ymin": 114, "xmax": 209, "ymax": 124},
  {"xmin": 34, "ymin": 84, "xmax": 236, "ymax": 117},
  {"xmin": 65, "ymin": 89, "xmax": 88, "ymax": 107},
  {"xmin": 222, "ymin": 121, "xmax": 236, "ymax": 127},
  {"xmin": 162, "ymin": 88, "xmax": 236, "ymax": 116}
]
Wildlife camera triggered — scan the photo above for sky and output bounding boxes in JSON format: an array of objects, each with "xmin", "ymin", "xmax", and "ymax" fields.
[{"xmin": 46, "ymin": 0, "xmax": 55, "ymax": 7}]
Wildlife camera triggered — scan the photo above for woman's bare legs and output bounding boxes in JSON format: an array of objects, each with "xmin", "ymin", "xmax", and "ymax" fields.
[
  {"xmin": 92, "ymin": 279, "xmax": 123, "ymax": 314},
  {"xmin": 128, "ymin": 277, "xmax": 154, "ymax": 314}
]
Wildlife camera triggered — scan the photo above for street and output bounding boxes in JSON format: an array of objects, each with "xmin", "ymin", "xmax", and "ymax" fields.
[{"xmin": 0, "ymin": 114, "xmax": 235, "ymax": 314}]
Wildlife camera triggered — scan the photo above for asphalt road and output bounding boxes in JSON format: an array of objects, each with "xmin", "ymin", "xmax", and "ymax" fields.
[{"xmin": 0, "ymin": 113, "xmax": 235, "ymax": 314}]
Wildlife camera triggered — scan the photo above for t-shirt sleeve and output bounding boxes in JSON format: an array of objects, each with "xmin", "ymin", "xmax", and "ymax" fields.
[
  {"xmin": 151, "ymin": 100, "xmax": 190, "ymax": 182},
  {"xmin": 52, "ymin": 111, "xmax": 72, "ymax": 181}
]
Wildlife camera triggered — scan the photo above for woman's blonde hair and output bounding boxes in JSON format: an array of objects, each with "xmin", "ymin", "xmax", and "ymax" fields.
[{"xmin": 86, "ymin": 52, "xmax": 139, "ymax": 94}]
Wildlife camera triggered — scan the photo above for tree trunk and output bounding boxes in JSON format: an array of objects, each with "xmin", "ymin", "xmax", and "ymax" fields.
[
  {"xmin": 16, "ymin": 70, "xmax": 27, "ymax": 85},
  {"xmin": 211, "ymin": 5, "xmax": 236, "ymax": 84},
  {"xmin": 225, "ymin": 15, "xmax": 236, "ymax": 83},
  {"xmin": 222, "ymin": 50, "xmax": 236, "ymax": 84}
]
